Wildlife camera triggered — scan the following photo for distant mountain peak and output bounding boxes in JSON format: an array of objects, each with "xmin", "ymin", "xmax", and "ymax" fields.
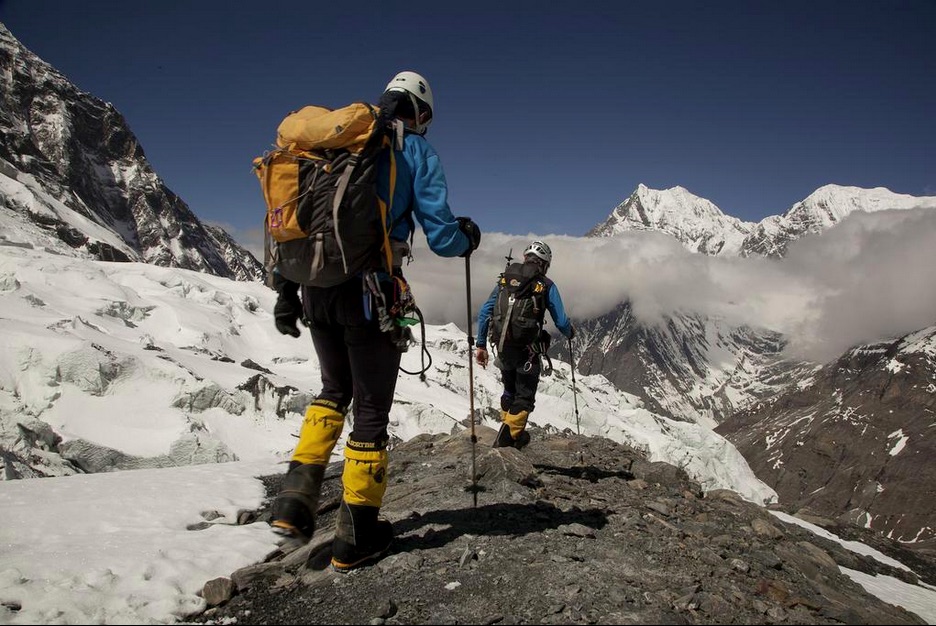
[
  {"xmin": 587, "ymin": 184, "xmax": 752, "ymax": 255},
  {"xmin": 589, "ymin": 183, "xmax": 936, "ymax": 259},
  {"xmin": 789, "ymin": 184, "xmax": 935, "ymax": 222},
  {"xmin": 742, "ymin": 185, "xmax": 936, "ymax": 257}
]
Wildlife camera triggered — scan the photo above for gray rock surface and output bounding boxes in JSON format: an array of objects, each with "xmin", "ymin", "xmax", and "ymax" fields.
[{"xmin": 191, "ymin": 425, "xmax": 931, "ymax": 625}]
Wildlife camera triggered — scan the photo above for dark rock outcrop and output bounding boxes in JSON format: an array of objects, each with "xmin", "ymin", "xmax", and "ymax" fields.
[{"xmin": 191, "ymin": 427, "xmax": 930, "ymax": 625}]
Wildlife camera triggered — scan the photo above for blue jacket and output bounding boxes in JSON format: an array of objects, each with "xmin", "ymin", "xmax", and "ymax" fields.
[
  {"xmin": 377, "ymin": 131, "xmax": 470, "ymax": 257},
  {"xmin": 475, "ymin": 277, "xmax": 573, "ymax": 349}
]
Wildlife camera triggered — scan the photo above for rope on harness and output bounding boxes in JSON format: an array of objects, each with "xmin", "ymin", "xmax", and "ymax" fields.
[
  {"xmin": 362, "ymin": 270, "xmax": 431, "ymax": 379},
  {"xmin": 398, "ymin": 306, "xmax": 432, "ymax": 380}
]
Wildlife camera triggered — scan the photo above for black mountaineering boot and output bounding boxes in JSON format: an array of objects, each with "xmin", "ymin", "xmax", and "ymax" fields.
[
  {"xmin": 513, "ymin": 429, "xmax": 531, "ymax": 450},
  {"xmin": 330, "ymin": 501, "xmax": 394, "ymax": 573},
  {"xmin": 271, "ymin": 462, "xmax": 326, "ymax": 543},
  {"xmin": 495, "ymin": 411, "xmax": 530, "ymax": 450},
  {"xmin": 492, "ymin": 423, "xmax": 514, "ymax": 448}
]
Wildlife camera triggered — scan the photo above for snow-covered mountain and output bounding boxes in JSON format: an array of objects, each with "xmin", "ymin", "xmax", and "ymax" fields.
[
  {"xmin": 741, "ymin": 185, "xmax": 936, "ymax": 258},
  {"xmin": 577, "ymin": 184, "xmax": 936, "ymax": 548},
  {"xmin": 716, "ymin": 326, "xmax": 936, "ymax": 545},
  {"xmin": 0, "ymin": 23, "xmax": 262, "ymax": 281},
  {"xmin": 0, "ymin": 240, "xmax": 776, "ymax": 505},
  {"xmin": 566, "ymin": 301, "xmax": 819, "ymax": 429},
  {"xmin": 588, "ymin": 182, "xmax": 936, "ymax": 259},
  {"xmin": 586, "ymin": 184, "xmax": 754, "ymax": 255},
  {"xmin": 576, "ymin": 182, "xmax": 936, "ymax": 426}
]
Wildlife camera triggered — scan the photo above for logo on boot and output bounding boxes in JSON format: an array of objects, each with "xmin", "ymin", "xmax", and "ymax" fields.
[{"xmin": 374, "ymin": 467, "xmax": 385, "ymax": 484}]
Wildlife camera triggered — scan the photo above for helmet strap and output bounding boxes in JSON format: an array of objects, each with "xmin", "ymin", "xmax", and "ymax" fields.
[{"xmin": 406, "ymin": 92, "xmax": 427, "ymax": 135}]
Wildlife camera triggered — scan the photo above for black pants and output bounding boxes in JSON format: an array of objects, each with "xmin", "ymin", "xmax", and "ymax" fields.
[
  {"xmin": 498, "ymin": 343, "xmax": 540, "ymax": 414},
  {"xmin": 302, "ymin": 277, "xmax": 401, "ymax": 445}
]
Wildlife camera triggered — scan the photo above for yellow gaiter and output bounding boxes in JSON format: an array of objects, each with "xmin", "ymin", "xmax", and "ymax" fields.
[
  {"xmin": 503, "ymin": 410, "xmax": 530, "ymax": 439},
  {"xmin": 342, "ymin": 439, "xmax": 389, "ymax": 508},
  {"xmin": 291, "ymin": 399, "xmax": 346, "ymax": 465}
]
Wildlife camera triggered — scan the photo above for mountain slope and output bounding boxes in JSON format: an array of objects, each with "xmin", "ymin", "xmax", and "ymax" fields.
[
  {"xmin": 565, "ymin": 301, "xmax": 818, "ymax": 428},
  {"xmin": 716, "ymin": 327, "xmax": 936, "ymax": 546},
  {"xmin": 0, "ymin": 22, "xmax": 262, "ymax": 281}
]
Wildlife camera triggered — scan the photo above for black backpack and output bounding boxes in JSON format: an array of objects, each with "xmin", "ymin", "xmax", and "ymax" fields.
[{"xmin": 488, "ymin": 261, "xmax": 551, "ymax": 352}]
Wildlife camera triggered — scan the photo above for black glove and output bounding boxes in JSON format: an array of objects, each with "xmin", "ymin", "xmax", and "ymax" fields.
[
  {"xmin": 274, "ymin": 282, "xmax": 303, "ymax": 338},
  {"xmin": 568, "ymin": 325, "xmax": 576, "ymax": 340},
  {"xmin": 456, "ymin": 217, "xmax": 481, "ymax": 257}
]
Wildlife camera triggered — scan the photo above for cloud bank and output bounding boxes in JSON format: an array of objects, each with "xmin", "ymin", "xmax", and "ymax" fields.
[{"xmin": 400, "ymin": 208, "xmax": 936, "ymax": 363}]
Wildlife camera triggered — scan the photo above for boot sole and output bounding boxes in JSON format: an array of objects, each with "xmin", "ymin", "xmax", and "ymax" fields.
[
  {"xmin": 330, "ymin": 545, "xmax": 391, "ymax": 573},
  {"xmin": 271, "ymin": 520, "xmax": 311, "ymax": 543}
]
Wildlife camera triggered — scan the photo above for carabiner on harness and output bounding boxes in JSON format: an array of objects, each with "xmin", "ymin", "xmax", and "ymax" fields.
[
  {"xmin": 524, "ymin": 336, "xmax": 553, "ymax": 376},
  {"xmin": 362, "ymin": 270, "xmax": 394, "ymax": 333}
]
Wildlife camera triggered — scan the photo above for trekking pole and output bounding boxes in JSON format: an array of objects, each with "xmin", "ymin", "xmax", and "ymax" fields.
[
  {"xmin": 568, "ymin": 337, "xmax": 581, "ymax": 436},
  {"xmin": 568, "ymin": 336, "xmax": 583, "ymax": 465},
  {"xmin": 464, "ymin": 255, "xmax": 482, "ymax": 507}
]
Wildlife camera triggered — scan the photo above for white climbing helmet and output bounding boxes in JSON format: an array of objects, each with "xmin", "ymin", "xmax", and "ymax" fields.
[
  {"xmin": 523, "ymin": 240, "xmax": 552, "ymax": 270},
  {"xmin": 384, "ymin": 71, "xmax": 434, "ymax": 133}
]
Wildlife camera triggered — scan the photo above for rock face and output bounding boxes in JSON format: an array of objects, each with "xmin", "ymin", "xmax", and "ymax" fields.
[
  {"xmin": 716, "ymin": 327, "xmax": 936, "ymax": 546},
  {"xmin": 191, "ymin": 428, "xmax": 931, "ymax": 625},
  {"xmin": 565, "ymin": 302, "xmax": 817, "ymax": 428},
  {"xmin": 0, "ymin": 23, "xmax": 262, "ymax": 281}
]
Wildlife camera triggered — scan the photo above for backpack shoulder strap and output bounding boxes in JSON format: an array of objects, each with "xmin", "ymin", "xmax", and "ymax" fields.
[{"xmin": 384, "ymin": 120, "xmax": 417, "ymax": 252}]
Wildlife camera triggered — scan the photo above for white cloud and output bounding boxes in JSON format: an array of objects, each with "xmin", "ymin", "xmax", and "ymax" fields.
[
  {"xmin": 780, "ymin": 208, "xmax": 936, "ymax": 361},
  {"xmin": 400, "ymin": 208, "xmax": 936, "ymax": 363}
]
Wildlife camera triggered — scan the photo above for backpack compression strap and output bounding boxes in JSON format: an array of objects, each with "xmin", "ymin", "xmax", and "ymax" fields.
[
  {"xmin": 377, "ymin": 120, "xmax": 403, "ymax": 274},
  {"xmin": 333, "ymin": 155, "xmax": 358, "ymax": 273},
  {"xmin": 496, "ymin": 292, "xmax": 517, "ymax": 354}
]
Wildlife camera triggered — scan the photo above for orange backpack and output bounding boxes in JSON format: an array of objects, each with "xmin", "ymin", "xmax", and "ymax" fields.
[{"xmin": 253, "ymin": 103, "xmax": 398, "ymax": 287}]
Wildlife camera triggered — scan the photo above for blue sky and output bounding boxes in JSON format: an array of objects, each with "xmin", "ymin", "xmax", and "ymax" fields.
[{"xmin": 2, "ymin": 0, "xmax": 934, "ymax": 247}]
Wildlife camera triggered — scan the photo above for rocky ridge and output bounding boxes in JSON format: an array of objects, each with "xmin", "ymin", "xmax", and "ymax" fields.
[{"xmin": 191, "ymin": 426, "xmax": 932, "ymax": 625}]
